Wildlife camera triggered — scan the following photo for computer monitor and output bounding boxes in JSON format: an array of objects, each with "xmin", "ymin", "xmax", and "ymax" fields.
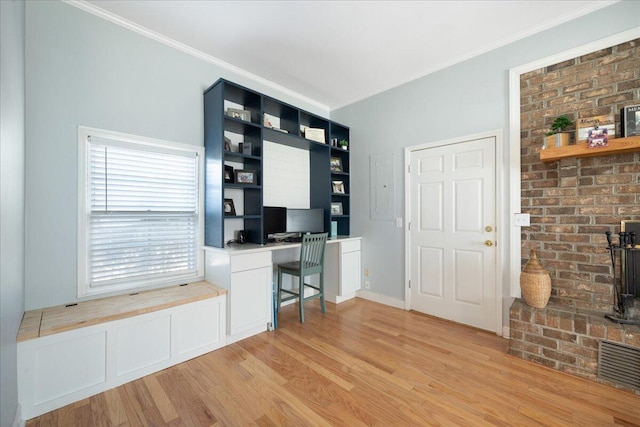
[
  {"xmin": 286, "ymin": 208, "xmax": 324, "ymax": 234},
  {"xmin": 263, "ymin": 207, "xmax": 287, "ymax": 239}
]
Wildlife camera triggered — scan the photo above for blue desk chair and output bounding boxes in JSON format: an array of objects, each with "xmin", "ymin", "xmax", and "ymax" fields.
[{"xmin": 276, "ymin": 233, "xmax": 329, "ymax": 323}]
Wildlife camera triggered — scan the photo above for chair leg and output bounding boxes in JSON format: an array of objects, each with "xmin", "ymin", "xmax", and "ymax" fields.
[
  {"xmin": 319, "ymin": 272, "xmax": 326, "ymax": 315},
  {"xmin": 298, "ymin": 275, "xmax": 305, "ymax": 323},
  {"xmin": 277, "ymin": 268, "xmax": 283, "ymax": 313}
]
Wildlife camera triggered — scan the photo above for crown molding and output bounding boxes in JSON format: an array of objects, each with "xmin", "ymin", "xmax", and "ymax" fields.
[{"xmin": 63, "ymin": 0, "xmax": 330, "ymax": 113}]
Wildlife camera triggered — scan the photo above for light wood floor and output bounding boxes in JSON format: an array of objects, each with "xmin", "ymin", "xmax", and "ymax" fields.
[{"xmin": 27, "ymin": 298, "xmax": 640, "ymax": 426}]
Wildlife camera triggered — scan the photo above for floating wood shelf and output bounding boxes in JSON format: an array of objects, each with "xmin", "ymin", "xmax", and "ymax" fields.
[{"xmin": 540, "ymin": 136, "xmax": 640, "ymax": 163}]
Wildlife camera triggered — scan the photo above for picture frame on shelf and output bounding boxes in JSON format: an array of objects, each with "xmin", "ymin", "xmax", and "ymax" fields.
[
  {"xmin": 332, "ymin": 180, "xmax": 345, "ymax": 194},
  {"xmin": 235, "ymin": 170, "xmax": 257, "ymax": 185},
  {"xmin": 331, "ymin": 202, "xmax": 343, "ymax": 215},
  {"xmin": 224, "ymin": 136, "xmax": 231, "ymax": 152},
  {"xmin": 576, "ymin": 114, "xmax": 615, "ymax": 143},
  {"xmin": 621, "ymin": 104, "xmax": 640, "ymax": 137},
  {"xmin": 330, "ymin": 157, "xmax": 343, "ymax": 172},
  {"xmin": 223, "ymin": 198, "xmax": 236, "ymax": 216},
  {"xmin": 226, "ymin": 108, "xmax": 251, "ymax": 122},
  {"xmin": 224, "ymin": 165, "xmax": 234, "ymax": 183},
  {"xmin": 587, "ymin": 126, "xmax": 609, "ymax": 148}
]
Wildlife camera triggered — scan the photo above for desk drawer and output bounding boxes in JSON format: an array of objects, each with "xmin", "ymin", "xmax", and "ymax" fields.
[
  {"xmin": 341, "ymin": 240, "xmax": 361, "ymax": 254},
  {"xmin": 230, "ymin": 252, "xmax": 272, "ymax": 273}
]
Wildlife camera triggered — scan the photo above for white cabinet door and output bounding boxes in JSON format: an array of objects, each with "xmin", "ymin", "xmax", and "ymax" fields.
[
  {"xmin": 172, "ymin": 298, "xmax": 225, "ymax": 357},
  {"xmin": 229, "ymin": 266, "xmax": 272, "ymax": 337},
  {"xmin": 340, "ymin": 249, "xmax": 361, "ymax": 295}
]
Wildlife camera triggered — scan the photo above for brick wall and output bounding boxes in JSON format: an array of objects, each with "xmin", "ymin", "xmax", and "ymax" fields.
[{"xmin": 520, "ymin": 39, "xmax": 640, "ymax": 312}]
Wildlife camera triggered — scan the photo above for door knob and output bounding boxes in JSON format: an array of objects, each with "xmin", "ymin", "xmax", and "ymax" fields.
[{"xmin": 484, "ymin": 240, "xmax": 494, "ymax": 247}]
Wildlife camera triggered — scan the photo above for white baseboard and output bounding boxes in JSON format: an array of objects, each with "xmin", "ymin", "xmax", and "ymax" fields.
[
  {"xmin": 502, "ymin": 326, "xmax": 510, "ymax": 339},
  {"xmin": 355, "ymin": 290, "xmax": 406, "ymax": 310},
  {"xmin": 13, "ymin": 404, "xmax": 24, "ymax": 427}
]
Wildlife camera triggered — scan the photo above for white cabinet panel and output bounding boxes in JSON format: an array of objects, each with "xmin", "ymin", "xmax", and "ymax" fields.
[
  {"xmin": 116, "ymin": 315, "xmax": 171, "ymax": 377},
  {"xmin": 33, "ymin": 330, "xmax": 106, "ymax": 405},
  {"xmin": 173, "ymin": 298, "xmax": 223, "ymax": 355},
  {"xmin": 230, "ymin": 252, "xmax": 271, "ymax": 273},
  {"xmin": 341, "ymin": 239, "xmax": 361, "ymax": 253},
  {"xmin": 229, "ymin": 266, "xmax": 271, "ymax": 337},
  {"xmin": 340, "ymin": 249, "xmax": 362, "ymax": 295}
]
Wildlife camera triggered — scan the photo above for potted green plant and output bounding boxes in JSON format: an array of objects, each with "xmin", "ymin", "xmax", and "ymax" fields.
[
  {"xmin": 338, "ymin": 139, "xmax": 349, "ymax": 150},
  {"xmin": 544, "ymin": 115, "xmax": 574, "ymax": 148}
]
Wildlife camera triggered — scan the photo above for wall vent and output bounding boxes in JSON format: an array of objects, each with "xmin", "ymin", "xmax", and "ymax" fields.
[{"xmin": 598, "ymin": 340, "xmax": 640, "ymax": 390}]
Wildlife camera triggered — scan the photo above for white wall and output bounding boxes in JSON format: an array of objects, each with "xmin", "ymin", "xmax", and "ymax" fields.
[
  {"xmin": 331, "ymin": 1, "xmax": 640, "ymax": 325},
  {"xmin": 24, "ymin": 1, "xmax": 328, "ymax": 310},
  {"xmin": 0, "ymin": 0, "xmax": 26, "ymax": 425}
]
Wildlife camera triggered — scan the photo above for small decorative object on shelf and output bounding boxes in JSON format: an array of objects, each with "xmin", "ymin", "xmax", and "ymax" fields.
[
  {"xmin": 330, "ymin": 138, "xmax": 338, "ymax": 147},
  {"xmin": 339, "ymin": 139, "xmax": 349, "ymax": 150},
  {"xmin": 304, "ymin": 128, "xmax": 325, "ymax": 143},
  {"xmin": 332, "ymin": 180, "xmax": 345, "ymax": 194},
  {"xmin": 543, "ymin": 115, "xmax": 574, "ymax": 148},
  {"xmin": 621, "ymin": 104, "xmax": 640, "ymax": 137},
  {"xmin": 239, "ymin": 142, "xmax": 252, "ymax": 155},
  {"xmin": 576, "ymin": 114, "xmax": 615, "ymax": 144},
  {"xmin": 224, "ymin": 165, "xmax": 234, "ymax": 183},
  {"xmin": 224, "ymin": 136, "xmax": 232, "ymax": 152},
  {"xmin": 226, "ymin": 108, "xmax": 251, "ymax": 122},
  {"xmin": 224, "ymin": 198, "xmax": 236, "ymax": 216},
  {"xmin": 235, "ymin": 170, "xmax": 257, "ymax": 185},
  {"xmin": 520, "ymin": 248, "xmax": 551, "ymax": 309},
  {"xmin": 331, "ymin": 202, "xmax": 343, "ymax": 215},
  {"xmin": 330, "ymin": 157, "xmax": 343, "ymax": 172},
  {"xmin": 587, "ymin": 121, "xmax": 609, "ymax": 148}
]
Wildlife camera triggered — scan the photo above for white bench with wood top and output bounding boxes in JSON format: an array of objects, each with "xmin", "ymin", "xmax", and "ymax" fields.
[{"xmin": 17, "ymin": 281, "xmax": 227, "ymax": 419}]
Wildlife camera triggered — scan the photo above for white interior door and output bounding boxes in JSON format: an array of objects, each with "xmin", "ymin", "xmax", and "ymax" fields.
[{"xmin": 409, "ymin": 136, "xmax": 497, "ymax": 332}]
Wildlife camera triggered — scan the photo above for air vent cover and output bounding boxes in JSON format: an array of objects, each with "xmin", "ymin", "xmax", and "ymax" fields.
[{"xmin": 598, "ymin": 340, "xmax": 640, "ymax": 390}]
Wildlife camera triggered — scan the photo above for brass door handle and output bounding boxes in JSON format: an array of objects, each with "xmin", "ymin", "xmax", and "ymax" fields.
[{"xmin": 484, "ymin": 240, "xmax": 494, "ymax": 247}]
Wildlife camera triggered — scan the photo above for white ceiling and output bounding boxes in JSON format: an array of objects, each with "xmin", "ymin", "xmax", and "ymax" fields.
[{"xmin": 78, "ymin": 0, "xmax": 616, "ymax": 111}]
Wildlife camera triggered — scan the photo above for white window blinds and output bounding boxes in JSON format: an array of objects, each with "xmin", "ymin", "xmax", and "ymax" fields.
[{"xmin": 79, "ymin": 130, "xmax": 202, "ymax": 295}]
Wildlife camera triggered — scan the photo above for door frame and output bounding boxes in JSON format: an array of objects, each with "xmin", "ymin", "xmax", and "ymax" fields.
[{"xmin": 404, "ymin": 130, "xmax": 504, "ymax": 335}]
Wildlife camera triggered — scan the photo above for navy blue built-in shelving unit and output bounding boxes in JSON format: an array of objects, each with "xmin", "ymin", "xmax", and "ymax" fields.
[{"xmin": 204, "ymin": 79, "xmax": 350, "ymax": 248}]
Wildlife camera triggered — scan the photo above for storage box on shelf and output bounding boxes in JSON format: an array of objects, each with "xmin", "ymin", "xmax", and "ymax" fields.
[
  {"xmin": 204, "ymin": 79, "xmax": 350, "ymax": 247},
  {"xmin": 540, "ymin": 135, "xmax": 640, "ymax": 163}
]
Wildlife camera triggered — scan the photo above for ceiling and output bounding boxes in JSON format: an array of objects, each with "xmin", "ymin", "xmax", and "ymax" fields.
[{"xmin": 79, "ymin": 0, "xmax": 616, "ymax": 111}]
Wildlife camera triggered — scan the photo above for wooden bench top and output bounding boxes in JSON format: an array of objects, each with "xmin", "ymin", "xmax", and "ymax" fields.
[{"xmin": 17, "ymin": 281, "xmax": 226, "ymax": 342}]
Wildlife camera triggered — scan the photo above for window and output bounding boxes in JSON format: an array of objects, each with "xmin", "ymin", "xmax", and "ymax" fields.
[{"xmin": 78, "ymin": 127, "xmax": 204, "ymax": 297}]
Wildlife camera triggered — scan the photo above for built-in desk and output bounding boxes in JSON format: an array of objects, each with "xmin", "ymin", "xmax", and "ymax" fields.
[{"xmin": 204, "ymin": 236, "xmax": 361, "ymax": 343}]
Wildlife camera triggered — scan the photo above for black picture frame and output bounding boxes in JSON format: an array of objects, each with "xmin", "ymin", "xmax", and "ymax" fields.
[
  {"xmin": 235, "ymin": 170, "xmax": 257, "ymax": 185},
  {"xmin": 224, "ymin": 165, "xmax": 234, "ymax": 183},
  {"xmin": 223, "ymin": 198, "xmax": 236, "ymax": 216},
  {"xmin": 330, "ymin": 157, "xmax": 343, "ymax": 172},
  {"xmin": 224, "ymin": 136, "xmax": 231, "ymax": 152},
  {"xmin": 331, "ymin": 202, "xmax": 343, "ymax": 215}
]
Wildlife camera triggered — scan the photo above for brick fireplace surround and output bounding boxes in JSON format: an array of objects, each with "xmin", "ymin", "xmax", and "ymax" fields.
[{"xmin": 510, "ymin": 38, "xmax": 640, "ymax": 390}]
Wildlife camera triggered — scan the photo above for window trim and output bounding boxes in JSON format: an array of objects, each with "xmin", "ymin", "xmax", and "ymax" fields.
[{"xmin": 77, "ymin": 126, "xmax": 205, "ymax": 298}]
